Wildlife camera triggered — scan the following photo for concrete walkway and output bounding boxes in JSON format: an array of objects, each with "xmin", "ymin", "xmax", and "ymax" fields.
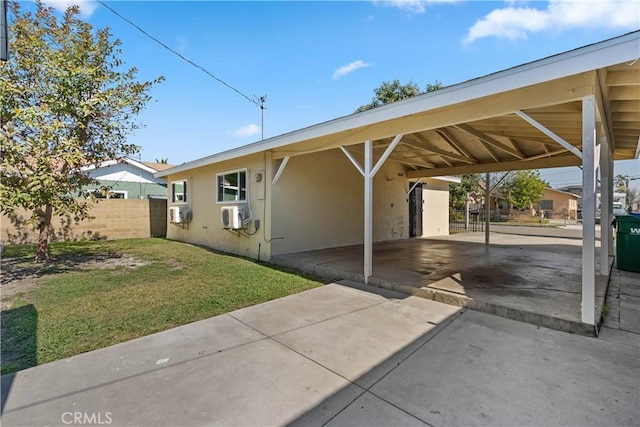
[
  {"xmin": 600, "ymin": 266, "xmax": 640, "ymax": 345},
  {"xmin": 2, "ymin": 282, "xmax": 638, "ymax": 426}
]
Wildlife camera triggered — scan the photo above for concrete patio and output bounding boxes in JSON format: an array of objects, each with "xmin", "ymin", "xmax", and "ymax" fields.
[
  {"xmin": 2, "ymin": 282, "xmax": 637, "ymax": 426},
  {"xmin": 272, "ymin": 232, "xmax": 611, "ymax": 336}
]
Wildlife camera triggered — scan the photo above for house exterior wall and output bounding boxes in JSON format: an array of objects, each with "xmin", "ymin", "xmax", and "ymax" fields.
[
  {"xmin": 540, "ymin": 189, "xmax": 579, "ymax": 219},
  {"xmin": 165, "ymin": 153, "xmax": 271, "ymax": 261},
  {"xmin": 421, "ymin": 179, "xmax": 450, "ymax": 237},
  {"xmin": 165, "ymin": 149, "xmax": 451, "ymax": 260},
  {"xmin": 270, "ymin": 149, "xmax": 410, "ymax": 256}
]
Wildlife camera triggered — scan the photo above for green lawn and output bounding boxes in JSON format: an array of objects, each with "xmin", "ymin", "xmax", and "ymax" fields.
[{"xmin": 1, "ymin": 238, "xmax": 323, "ymax": 375}]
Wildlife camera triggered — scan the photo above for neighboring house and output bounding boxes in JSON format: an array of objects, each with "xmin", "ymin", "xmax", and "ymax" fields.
[
  {"xmin": 537, "ymin": 188, "xmax": 580, "ymax": 220},
  {"xmin": 82, "ymin": 158, "xmax": 173, "ymax": 199}
]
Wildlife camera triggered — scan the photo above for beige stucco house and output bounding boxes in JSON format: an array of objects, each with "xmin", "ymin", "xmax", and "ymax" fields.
[
  {"xmin": 157, "ymin": 31, "xmax": 640, "ymax": 327},
  {"xmin": 538, "ymin": 188, "xmax": 581, "ymax": 220}
]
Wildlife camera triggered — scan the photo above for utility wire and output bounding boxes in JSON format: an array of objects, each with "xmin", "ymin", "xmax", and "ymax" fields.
[{"xmin": 96, "ymin": 0, "xmax": 261, "ymax": 108}]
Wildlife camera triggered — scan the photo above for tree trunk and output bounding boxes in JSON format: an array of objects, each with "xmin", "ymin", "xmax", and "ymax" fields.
[{"xmin": 35, "ymin": 205, "xmax": 53, "ymax": 262}]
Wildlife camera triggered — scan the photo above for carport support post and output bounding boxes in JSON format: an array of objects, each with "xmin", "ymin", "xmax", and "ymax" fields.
[
  {"xmin": 581, "ymin": 95, "xmax": 596, "ymax": 325},
  {"xmin": 599, "ymin": 135, "xmax": 611, "ymax": 276},
  {"xmin": 364, "ymin": 140, "xmax": 373, "ymax": 282},
  {"xmin": 485, "ymin": 173, "xmax": 490, "ymax": 245}
]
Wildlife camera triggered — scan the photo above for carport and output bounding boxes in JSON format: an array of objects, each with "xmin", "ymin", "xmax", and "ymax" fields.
[
  {"xmin": 265, "ymin": 31, "xmax": 639, "ymax": 330},
  {"xmin": 157, "ymin": 32, "xmax": 639, "ymax": 332}
]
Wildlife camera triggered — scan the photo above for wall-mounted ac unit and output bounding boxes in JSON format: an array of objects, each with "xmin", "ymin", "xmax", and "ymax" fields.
[
  {"xmin": 169, "ymin": 206, "xmax": 191, "ymax": 224},
  {"xmin": 221, "ymin": 206, "xmax": 243, "ymax": 229}
]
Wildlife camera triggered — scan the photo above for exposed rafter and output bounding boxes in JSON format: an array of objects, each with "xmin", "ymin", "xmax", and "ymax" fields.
[
  {"xmin": 402, "ymin": 136, "xmax": 477, "ymax": 164},
  {"xmin": 435, "ymin": 128, "xmax": 477, "ymax": 161},
  {"xmin": 455, "ymin": 123, "xmax": 525, "ymax": 159}
]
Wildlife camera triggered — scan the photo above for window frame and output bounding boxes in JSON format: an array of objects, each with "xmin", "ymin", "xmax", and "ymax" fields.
[
  {"xmin": 171, "ymin": 180, "xmax": 188, "ymax": 204},
  {"xmin": 216, "ymin": 168, "xmax": 248, "ymax": 204}
]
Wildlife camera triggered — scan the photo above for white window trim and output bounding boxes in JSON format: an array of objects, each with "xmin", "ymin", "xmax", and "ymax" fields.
[
  {"xmin": 171, "ymin": 180, "xmax": 188, "ymax": 205},
  {"xmin": 216, "ymin": 168, "xmax": 248, "ymax": 204}
]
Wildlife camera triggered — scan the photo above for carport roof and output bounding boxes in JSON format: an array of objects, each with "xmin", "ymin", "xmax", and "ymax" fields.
[{"xmin": 156, "ymin": 31, "xmax": 640, "ymax": 179}]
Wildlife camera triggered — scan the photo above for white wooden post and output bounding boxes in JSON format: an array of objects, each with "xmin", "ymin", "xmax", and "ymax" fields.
[
  {"xmin": 485, "ymin": 172, "xmax": 490, "ymax": 245},
  {"xmin": 364, "ymin": 140, "xmax": 373, "ymax": 282},
  {"xmin": 341, "ymin": 135, "xmax": 403, "ymax": 284},
  {"xmin": 599, "ymin": 135, "xmax": 611, "ymax": 276},
  {"xmin": 582, "ymin": 95, "xmax": 596, "ymax": 325}
]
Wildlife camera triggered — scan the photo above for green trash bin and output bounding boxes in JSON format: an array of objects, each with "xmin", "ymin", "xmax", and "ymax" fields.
[{"xmin": 613, "ymin": 214, "xmax": 640, "ymax": 272}]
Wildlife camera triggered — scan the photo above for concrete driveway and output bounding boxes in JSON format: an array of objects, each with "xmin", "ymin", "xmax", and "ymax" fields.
[{"xmin": 2, "ymin": 281, "xmax": 638, "ymax": 426}]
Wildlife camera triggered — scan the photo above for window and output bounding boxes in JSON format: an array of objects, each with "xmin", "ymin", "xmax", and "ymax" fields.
[
  {"xmin": 538, "ymin": 200, "xmax": 553, "ymax": 210},
  {"xmin": 217, "ymin": 169, "xmax": 247, "ymax": 203},
  {"xmin": 171, "ymin": 180, "xmax": 187, "ymax": 204}
]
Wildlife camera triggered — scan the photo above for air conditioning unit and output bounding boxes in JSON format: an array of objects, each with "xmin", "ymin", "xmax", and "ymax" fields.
[
  {"xmin": 169, "ymin": 206, "xmax": 191, "ymax": 224},
  {"xmin": 221, "ymin": 206, "xmax": 243, "ymax": 230}
]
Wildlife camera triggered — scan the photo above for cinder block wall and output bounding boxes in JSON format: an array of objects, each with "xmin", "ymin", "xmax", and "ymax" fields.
[{"xmin": 1, "ymin": 199, "xmax": 167, "ymax": 244}]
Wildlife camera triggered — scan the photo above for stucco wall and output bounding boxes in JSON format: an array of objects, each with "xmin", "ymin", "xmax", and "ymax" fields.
[
  {"xmin": 165, "ymin": 153, "xmax": 271, "ymax": 260},
  {"xmin": 540, "ymin": 189, "xmax": 578, "ymax": 219},
  {"xmin": 270, "ymin": 148, "xmax": 410, "ymax": 255},
  {"xmin": 421, "ymin": 178, "xmax": 451, "ymax": 237},
  {"xmin": 1, "ymin": 199, "xmax": 167, "ymax": 244}
]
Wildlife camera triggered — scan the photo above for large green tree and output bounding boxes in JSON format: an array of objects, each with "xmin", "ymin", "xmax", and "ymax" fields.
[
  {"xmin": 355, "ymin": 79, "xmax": 442, "ymax": 113},
  {"xmin": 0, "ymin": 2, "xmax": 163, "ymax": 261},
  {"xmin": 501, "ymin": 170, "xmax": 547, "ymax": 210},
  {"xmin": 449, "ymin": 174, "xmax": 482, "ymax": 210}
]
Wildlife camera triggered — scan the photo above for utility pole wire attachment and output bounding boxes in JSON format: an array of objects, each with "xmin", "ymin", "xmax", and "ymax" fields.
[{"xmin": 255, "ymin": 95, "xmax": 267, "ymax": 140}]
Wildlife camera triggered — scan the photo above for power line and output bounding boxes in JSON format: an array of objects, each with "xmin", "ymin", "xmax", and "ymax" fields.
[{"xmin": 96, "ymin": 0, "xmax": 261, "ymax": 109}]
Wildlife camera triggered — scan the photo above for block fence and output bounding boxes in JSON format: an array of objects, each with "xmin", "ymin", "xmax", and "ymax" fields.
[{"xmin": 1, "ymin": 199, "xmax": 167, "ymax": 244}]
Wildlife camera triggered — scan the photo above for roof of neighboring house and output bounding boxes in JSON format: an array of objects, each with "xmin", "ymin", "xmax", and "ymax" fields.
[
  {"xmin": 544, "ymin": 187, "xmax": 582, "ymax": 198},
  {"xmin": 83, "ymin": 157, "xmax": 175, "ymax": 174},
  {"xmin": 155, "ymin": 31, "xmax": 640, "ymax": 179},
  {"xmin": 141, "ymin": 161, "xmax": 174, "ymax": 172}
]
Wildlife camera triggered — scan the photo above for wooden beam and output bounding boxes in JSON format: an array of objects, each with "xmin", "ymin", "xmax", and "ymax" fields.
[
  {"xmin": 348, "ymin": 146, "xmax": 436, "ymax": 169},
  {"xmin": 507, "ymin": 138, "xmax": 526, "ymax": 158},
  {"xmin": 455, "ymin": 123, "xmax": 525, "ymax": 159},
  {"xmin": 406, "ymin": 155, "xmax": 581, "ymax": 178},
  {"xmin": 605, "ymin": 70, "xmax": 640, "ymax": 86},
  {"xmin": 514, "ymin": 110, "xmax": 583, "ymax": 159},
  {"xmin": 402, "ymin": 136, "xmax": 477, "ymax": 164},
  {"xmin": 438, "ymin": 155, "xmax": 453, "ymax": 167},
  {"xmin": 521, "ymin": 148, "xmax": 568, "ymax": 161},
  {"xmin": 435, "ymin": 128, "xmax": 477, "ymax": 160},
  {"xmin": 478, "ymin": 139, "xmax": 500, "ymax": 162}
]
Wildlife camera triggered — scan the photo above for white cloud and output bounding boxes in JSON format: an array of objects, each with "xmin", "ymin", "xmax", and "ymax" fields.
[
  {"xmin": 228, "ymin": 124, "xmax": 260, "ymax": 138},
  {"xmin": 332, "ymin": 60, "xmax": 372, "ymax": 80},
  {"xmin": 373, "ymin": 0, "xmax": 460, "ymax": 14},
  {"xmin": 465, "ymin": 0, "xmax": 640, "ymax": 44},
  {"xmin": 42, "ymin": 0, "xmax": 98, "ymax": 17}
]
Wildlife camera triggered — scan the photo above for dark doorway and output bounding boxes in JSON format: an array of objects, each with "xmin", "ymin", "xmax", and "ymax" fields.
[{"xmin": 409, "ymin": 183, "xmax": 423, "ymax": 237}]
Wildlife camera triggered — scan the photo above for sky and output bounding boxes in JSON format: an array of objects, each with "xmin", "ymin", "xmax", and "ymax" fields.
[{"xmin": 16, "ymin": 0, "xmax": 640, "ymax": 189}]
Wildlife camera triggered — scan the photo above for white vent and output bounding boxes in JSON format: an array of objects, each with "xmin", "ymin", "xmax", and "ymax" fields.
[
  {"xmin": 221, "ymin": 206, "xmax": 243, "ymax": 229},
  {"xmin": 170, "ymin": 206, "xmax": 191, "ymax": 224}
]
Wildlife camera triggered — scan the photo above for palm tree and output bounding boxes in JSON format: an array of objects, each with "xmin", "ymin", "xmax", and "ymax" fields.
[
  {"xmin": 155, "ymin": 158, "xmax": 169, "ymax": 164},
  {"xmin": 614, "ymin": 174, "xmax": 629, "ymax": 192}
]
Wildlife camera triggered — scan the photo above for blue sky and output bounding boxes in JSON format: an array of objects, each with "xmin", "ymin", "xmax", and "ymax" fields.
[{"xmin": 28, "ymin": 1, "xmax": 640, "ymax": 188}]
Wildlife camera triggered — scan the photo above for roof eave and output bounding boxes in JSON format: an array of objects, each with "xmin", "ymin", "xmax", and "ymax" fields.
[{"xmin": 155, "ymin": 31, "xmax": 640, "ymax": 179}]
